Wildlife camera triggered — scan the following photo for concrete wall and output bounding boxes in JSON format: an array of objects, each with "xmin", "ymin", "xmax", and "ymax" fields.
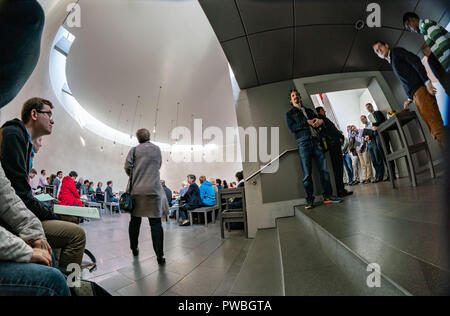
[
  {"xmin": 0, "ymin": 0, "xmax": 242, "ymax": 192},
  {"xmin": 237, "ymin": 70, "xmax": 441, "ymax": 238}
]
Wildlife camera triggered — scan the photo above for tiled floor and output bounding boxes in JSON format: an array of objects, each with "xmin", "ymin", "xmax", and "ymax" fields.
[
  {"xmin": 79, "ymin": 170, "xmax": 448, "ymax": 296},
  {"xmin": 80, "ymin": 214, "xmax": 252, "ymax": 296}
]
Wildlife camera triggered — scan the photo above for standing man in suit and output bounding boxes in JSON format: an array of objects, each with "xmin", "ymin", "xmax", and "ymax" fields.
[{"xmin": 373, "ymin": 41, "xmax": 445, "ymax": 150}]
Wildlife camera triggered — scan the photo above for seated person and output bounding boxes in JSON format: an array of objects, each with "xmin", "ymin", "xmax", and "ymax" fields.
[
  {"xmin": 87, "ymin": 182, "xmax": 96, "ymax": 202},
  {"xmin": 52, "ymin": 171, "xmax": 63, "ymax": 197},
  {"xmin": 105, "ymin": 181, "xmax": 119, "ymax": 203},
  {"xmin": 229, "ymin": 171, "xmax": 245, "ymax": 210},
  {"xmin": 95, "ymin": 182, "xmax": 104, "ymax": 202},
  {"xmin": 0, "ymin": 98, "xmax": 86, "ymax": 271},
  {"xmin": 179, "ymin": 175, "xmax": 202, "ymax": 226},
  {"xmin": 81, "ymin": 180, "xmax": 89, "ymax": 197},
  {"xmin": 0, "ymin": 165, "xmax": 70, "ymax": 296},
  {"xmin": 199, "ymin": 176, "xmax": 216, "ymax": 207},
  {"xmin": 216, "ymin": 179, "xmax": 223, "ymax": 190},
  {"xmin": 58, "ymin": 171, "xmax": 83, "ymax": 207},
  {"xmin": 29, "ymin": 168, "xmax": 38, "ymax": 187}
]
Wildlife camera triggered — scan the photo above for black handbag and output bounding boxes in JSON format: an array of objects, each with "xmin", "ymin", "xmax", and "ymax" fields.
[{"xmin": 119, "ymin": 147, "xmax": 136, "ymax": 213}]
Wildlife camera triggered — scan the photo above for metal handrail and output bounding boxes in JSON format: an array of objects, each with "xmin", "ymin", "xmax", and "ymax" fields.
[{"xmin": 245, "ymin": 148, "xmax": 298, "ymax": 182}]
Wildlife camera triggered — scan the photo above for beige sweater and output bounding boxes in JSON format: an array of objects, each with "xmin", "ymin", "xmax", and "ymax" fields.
[{"xmin": 0, "ymin": 165, "xmax": 45, "ymax": 262}]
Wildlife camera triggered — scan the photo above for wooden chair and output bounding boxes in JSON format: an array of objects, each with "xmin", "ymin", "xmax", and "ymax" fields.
[
  {"xmin": 188, "ymin": 190, "xmax": 220, "ymax": 227},
  {"xmin": 218, "ymin": 188, "xmax": 247, "ymax": 239}
]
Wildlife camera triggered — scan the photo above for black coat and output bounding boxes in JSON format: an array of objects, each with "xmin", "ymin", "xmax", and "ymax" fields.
[
  {"xmin": 162, "ymin": 184, "xmax": 172, "ymax": 205},
  {"xmin": 0, "ymin": 0, "xmax": 45, "ymax": 108},
  {"xmin": 391, "ymin": 47, "xmax": 429, "ymax": 100},
  {"xmin": 318, "ymin": 114, "xmax": 344, "ymax": 147},
  {"xmin": 371, "ymin": 111, "xmax": 386, "ymax": 127},
  {"xmin": 0, "ymin": 119, "xmax": 59, "ymax": 221},
  {"xmin": 182, "ymin": 183, "xmax": 202, "ymax": 208}
]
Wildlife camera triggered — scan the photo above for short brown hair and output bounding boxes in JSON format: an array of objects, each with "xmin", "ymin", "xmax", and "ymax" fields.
[
  {"xmin": 288, "ymin": 89, "xmax": 299, "ymax": 100},
  {"xmin": 30, "ymin": 169, "xmax": 38, "ymax": 175},
  {"xmin": 21, "ymin": 98, "xmax": 53, "ymax": 124},
  {"xmin": 136, "ymin": 128, "xmax": 150, "ymax": 143},
  {"xmin": 199, "ymin": 176, "xmax": 206, "ymax": 184}
]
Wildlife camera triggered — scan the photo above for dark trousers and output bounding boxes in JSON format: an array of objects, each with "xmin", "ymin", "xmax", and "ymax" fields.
[
  {"xmin": 343, "ymin": 153, "xmax": 354, "ymax": 183},
  {"xmin": 375, "ymin": 132, "xmax": 395, "ymax": 178},
  {"xmin": 427, "ymin": 53, "xmax": 450, "ymax": 96},
  {"xmin": 329, "ymin": 143, "xmax": 345, "ymax": 194},
  {"xmin": 129, "ymin": 216, "xmax": 164, "ymax": 258},
  {"xmin": 179, "ymin": 203, "xmax": 199, "ymax": 221},
  {"xmin": 297, "ymin": 137, "xmax": 333, "ymax": 202},
  {"xmin": 368, "ymin": 141, "xmax": 385, "ymax": 180}
]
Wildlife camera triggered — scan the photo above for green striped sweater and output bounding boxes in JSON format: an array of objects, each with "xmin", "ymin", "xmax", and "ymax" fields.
[{"xmin": 420, "ymin": 19, "xmax": 450, "ymax": 72}]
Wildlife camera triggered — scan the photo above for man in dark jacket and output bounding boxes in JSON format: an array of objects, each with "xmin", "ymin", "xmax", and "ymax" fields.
[
  {"xmin": 316, "ymin": 107, "xmax": 352, "ymax": 197},
  {"xmin": 179, "ymin": 174, "xmax": 202, "ymax": 226},
  {"xmin": 0, "ymin": 98, "xmax": 86, "ymax": 270},
  {"xmin": 286, "ymin": 90, "xmax": 341, "ymax": 209},
  {"xmin": 229, "ymin": 171, "xmax": 245, "ymax": 209},
  {"xmin": 161, "ymin": 180, "xmax": 173, "ymax": 206},
  {"xmin": 366, "ymin": 103, "xmax": 394, "ymax": 180},
  {"xmin": 373, "ymin": 41, "xmax": 444, "ymax": 150}
]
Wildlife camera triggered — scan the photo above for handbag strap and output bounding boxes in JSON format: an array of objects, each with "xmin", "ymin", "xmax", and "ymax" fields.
[{"xmin": 128, "ymin": 147, "xmax": 137, "ymax": 194}]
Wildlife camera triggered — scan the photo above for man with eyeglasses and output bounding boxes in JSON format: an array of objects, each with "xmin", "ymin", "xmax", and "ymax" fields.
[{"xmin": 0, "ymin": 98, "xmax": 86, "ymax": 272}]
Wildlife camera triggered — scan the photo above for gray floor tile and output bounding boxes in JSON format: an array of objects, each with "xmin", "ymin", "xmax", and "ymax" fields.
[
  {"xmin": 169, "ymin": 266, "xmax": 228, "ymax": 296},
  {"xmin": 117, "ymin": 270, "xmax": 183, "ymax": 296},
  {"xmin": 92, "ymin": 271, "xmax": 135, "ymax": 292}
]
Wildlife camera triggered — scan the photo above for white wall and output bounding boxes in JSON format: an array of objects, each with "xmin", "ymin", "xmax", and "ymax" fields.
[
  {"xmin": 325, "ymin": 88, "xmax": 378, "ymax": 131},
  {"xmin": 359, "ymin": 89, "xmax": 378, "ymax": 116},
  {"xmin": 1, "ymin": 0, "xmax": 242, "ymax": 193},
  {"xmin": 325, "ymin": 89, "xmax": 364, "ymax": 131}
]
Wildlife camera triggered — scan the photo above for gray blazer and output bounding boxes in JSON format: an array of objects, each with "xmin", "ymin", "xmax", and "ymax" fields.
[{"xmin": 124, "ymin": 142, "xmax": 163, "ymax": 218}]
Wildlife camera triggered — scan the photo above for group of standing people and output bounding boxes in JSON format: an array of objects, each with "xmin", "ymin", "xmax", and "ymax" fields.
[{"xmin": 342, "ymin": 103, "xmax": 391, "ymax": 186}]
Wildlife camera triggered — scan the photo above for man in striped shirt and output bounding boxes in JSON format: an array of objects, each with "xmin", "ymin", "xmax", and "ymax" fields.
[{"xmin": 403, "ymin": 12, "xmax": 449, "ymax": 96}]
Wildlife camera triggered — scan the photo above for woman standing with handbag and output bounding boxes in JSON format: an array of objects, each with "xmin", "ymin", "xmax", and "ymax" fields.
[{"xmin": 124, "ymin": 128, "xmax": 165, "ymax": 265}]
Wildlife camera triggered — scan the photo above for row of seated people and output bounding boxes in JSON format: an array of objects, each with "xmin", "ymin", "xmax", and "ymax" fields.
[
  {"xmin": 177, "ymin": 171, "xmax": 244, "ymax": 227},
  {"xmin": 30, "ymin": 168, "xmax": 120, "ymax": 206}
]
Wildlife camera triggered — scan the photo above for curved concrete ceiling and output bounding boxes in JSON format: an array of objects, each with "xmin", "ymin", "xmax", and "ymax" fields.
[
  {"xmin": 199, "ymin": 0, "xmax": 450, "ymax": 89},
  {"xmin": 63, "ymin": 0, "xmax": 237, "ymax": 145}
]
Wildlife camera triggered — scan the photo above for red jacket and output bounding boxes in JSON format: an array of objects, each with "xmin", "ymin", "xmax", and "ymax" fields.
[{"xmin": 58, "ymin": 176, "xmax": 83, "ymax": 206}]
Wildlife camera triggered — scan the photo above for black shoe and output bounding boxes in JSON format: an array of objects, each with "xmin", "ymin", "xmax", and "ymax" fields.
[
  {"xmin": 132, "ymin": 248, "xmax": 139, "ymax": 257},
  {"xmin": 179, "ymin": 221, "xmax": 190, "ymax": 227},
  {"xmin": 157, "ymin": 257, "xmax": 166, "ymax": 265},
  {"xmin": 338, "ymin": 190, "xmax": 353, "ymax": 198}
]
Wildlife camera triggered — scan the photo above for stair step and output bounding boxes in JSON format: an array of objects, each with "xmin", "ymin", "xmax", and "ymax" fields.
[
  {"xmin": 279, "ymin": 211, "xmax": 409, "ymax": 296},
  {"xmin": 298, "ymin": 206, "xmax": 449, "ymax": 296},
  {"xmin": 277, "ymin": 216, "xmax": 360, "ymax": 295},
  {"xmin": 229, "ymin": 229, "xmax": 284, "ymax": 296}
]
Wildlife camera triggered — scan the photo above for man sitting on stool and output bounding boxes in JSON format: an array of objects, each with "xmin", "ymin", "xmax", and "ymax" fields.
[{"xmin": 179, "ymin": 175, "xmax": 202, "ymax": 226}]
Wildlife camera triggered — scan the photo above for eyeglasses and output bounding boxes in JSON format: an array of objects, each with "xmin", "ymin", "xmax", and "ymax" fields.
[{"xmin": 36, "ymin": 110, "xmax": 53, "ymax": 121}]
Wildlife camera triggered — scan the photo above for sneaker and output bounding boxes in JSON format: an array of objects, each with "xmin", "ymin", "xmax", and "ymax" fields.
[
  {"xmin": 323, "ymin": 197, "xmax": 342, "ymax": 204},
  {"xmin": 305, "ymin": 200, "xmax": 314, "ymax": 210}
]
